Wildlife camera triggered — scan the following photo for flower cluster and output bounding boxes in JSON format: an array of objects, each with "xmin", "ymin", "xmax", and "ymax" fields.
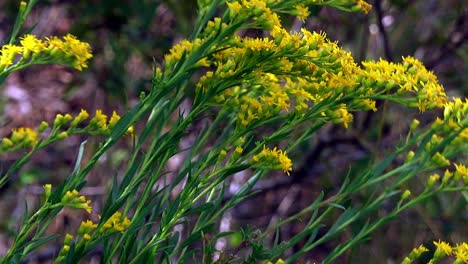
[
  {"xmin": 189, "ymin": 18, "xmax": 448, "ymax": 130},
  {"xmin": 55, "ymin": 233, "xmax": 74, "ymax": 263},
  {"xmin": 66, "ymin": 211, "xmax": 132, "ymax": 239},
  {"xmin": 398, "ymin": 98, "xmax": 468, "ymax": 200},
  {"xmin": 425, "ymin": 103, "xmax": 468, "ymax": 155},
  {"xmin": 402, "ymin": 240, "xmax": 468, "ymax": 264},
  {"xmin": 78, "ymin": 219, "xmax": 98, "ymax": 236},
  {"xmin": 156, "ymin": 0, "xmax": 452, "ymax": 182},
  {"xmin": 45, "ymin": 184, "xmax": 92, "ymax": 215},
  {"xmin": 101, "ymin": 211, "xmax": 132, "ymax": 233},
  {"xmin": 1, "ymin": 127, "xmax": 38, "ymax": 150},
  {"xmin": 0, "ymin": 109, "xmax": 133, "ymax": 153},
  {"xmin": 164, "ymin": 38, "xmax": 208, "ymax": 72},
  {"xmin": 402, "ymin": 100, "xmax": 467, "ymax": 191},
  {"xmin": 444, "ymin": 98, "xmax": 468, "ymax": 124},
  {"xmin": 76, "ymin": 211, "xmax": 131, "ymax": 236},
  {"xmin": 61, "ymin": 189, "xmax": 93, "ymax": 213},
  {"xmin": 359, "ymin": 57, "xmax": 447, "ymax": 112},
  {"xmin": 195, "ymin": 28, "xmax": 356, "ymax": 127},
  {"xmin": 251, "ymin": 146, "xmax": 293, "ymax": 175},
  {"xmin": 225, "ymin": 0, "xmax": 371, "ymax": 30},
  {"xmin": 87, "ymin": 110, "xmax": 123, "ymax": 134},
  {"xmin": 226, "ymin": 0, "xmax": 281, "ymax": 29},
  {"xmin": 401, "ymin": 244, "xmax": 429, "ymax": 264},
  {"xmin": 161, "ymin": 1, "xmax": 371, "ymax": 133},
  {"xmin": 0, "ymin": 34, "xmax": 92, "ymax": 72}
]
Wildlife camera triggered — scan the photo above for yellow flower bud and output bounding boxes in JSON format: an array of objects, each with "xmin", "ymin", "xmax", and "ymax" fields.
[
  {"xmin": 442, "ymin": 170, "xmax": 453, "ymax": 185},
  {"xmin": 64, "ymin": 233, "xmax": 74, "ymax": 245},
  {"xmin": 108, "ymin": 111, "xmax": 121, "ymax": 130},
  {"xmin": 43, "ymin": 184, "xmax": 52, "ymax": 200},
  {"xmin": 410, "ymin": 119, "xmax": 420, "ymax": 133},
  {"xmin": 235, "ymin": 146, "xmax": 243, "ymax": 154},
  {"xmin": 62, "ymin": 245, "xmax": 70, "ymax": 252},
  {"xmin": 19, "ymin": 1, "xmax": 27, "ymax": 13},
  {"xmin": 38, "ymin": 121, "xmax": 49, "ymax": 133},
  {"xmin": 401, "ymin": 190, "xmax": 411, "ymax": 201},
  {"xmin": 218, "ymin": 150, "xmax": 227, "ymax": 162},
  {"xmin": 56, "ymin": 131, "xmax": 68, "ymax": 140},
  {"xmin": 2, "ymin": 138, "xmax": 14, "ymax": 150},
  {"xmin": 405, "ymin": 151, "xmax": 415, "ymax": 163},
  {"xmin": 71, "ymin": 109, "xmax": 90, "ymax": 128},
  {"xmin": 431, "ymin": 152, "xmax": 450, "ymax": 167},
  {"xmin": 426, "ymin": 174, "xmax": 440, "ymax": 189}
]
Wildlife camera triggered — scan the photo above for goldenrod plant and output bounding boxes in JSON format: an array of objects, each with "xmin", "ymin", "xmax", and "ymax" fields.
[{"xmin": 0, "ymin": 0, "xmax": 467, "ymax": 263}]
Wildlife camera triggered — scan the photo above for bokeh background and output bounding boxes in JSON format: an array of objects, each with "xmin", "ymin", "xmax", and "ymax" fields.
[{"xmin": 0, "ymin": 0, "xmax": 467, "ymax": 262}]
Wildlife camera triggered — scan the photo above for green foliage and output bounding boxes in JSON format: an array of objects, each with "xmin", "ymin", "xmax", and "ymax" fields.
[{"xmin": 0, "ymin": 0, "xmax": 467, "ymax": 263}]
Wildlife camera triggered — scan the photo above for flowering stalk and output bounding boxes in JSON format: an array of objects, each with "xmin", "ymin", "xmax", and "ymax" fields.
[{"xmin": 0, "ymin": 0, "xmax": 467, "ymax": 263}]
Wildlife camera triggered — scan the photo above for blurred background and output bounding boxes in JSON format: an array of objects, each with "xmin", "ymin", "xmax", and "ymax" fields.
[{"xmin": 0, "ymin": 0, "xmax": 466, "ymax": 262}]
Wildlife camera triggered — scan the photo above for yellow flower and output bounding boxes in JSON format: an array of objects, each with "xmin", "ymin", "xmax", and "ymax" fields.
[
  {"xmin": 251, "ymin": 146, "xmax": 292, "ymax": 175},
  {"xmin": 454, "ymin": 243, "xmax": 468, "ymax": 264},
  {"xmin": 227, "ymin": 2, "xmax": 242, "ymax": 18},
  {"xmin": 45, "ymin": 34, "xmax": 93, "ymax": 70},
  {"xmin": 61, "ymin": 190, "xmax": 93, "ymax": 213},
  {"xmin": 78, "ymin": 220, "xmax": 97, "ymax": 235},
  {"xmin": 0, "ymin": 44, "xmax": 22, "ymax": 69},
  {"xmin": 355, "ymin": 0, "xmax": 372, "ymax": 14},
  {"xmin": 10, "ymin": 127, "xmax": 39, "ymax": 147},
  {"xmin": 454, "ymin": 163, "xmax": 468, "ymax": 184},
  {"xmin": 433, "ymin": 240, "xmax": 452, "ymax": 258},
  {"xmin": 63, "ymin": 34, "xmax": 93, "ymax": 70},
  {"xmin": 108, "ymin": 111, "xmax": 121, "ymax": 130},
  {"xmin": 402, "ymin": 244, "xmax": 428, "ymax": 264},
  {"xmin": 20, "ymin": 34, "xmax": 45, "ymax": 56},
  {"xmin": 260, "ymin": 8, "xmax": 281, "ymax": 29},
  {"xmin": 322, "ymin": 105, "xmax": 353, "ymax": 128},
  {"xmin": 102, "ymin": 211, "xmax": 132, "ymax": 233},
  {"xmin": 45, "ymin": 36, "xmax": 65, "ymax": 53},
  {"xmin": 294, "ymin": 5, "xmax": 310, "ymax": 22},
  {"xmin": 411, "ymin": 244, "xmax": 428, "ymax": 258},
  {"xmin": 243, "ymin": 37, "xmax": 275, "ymax": 52},
  {"xmin": 89, "ymin": 109, "xmax": 109, "ymax": 132},
  {"xmin": 235, "ymin": 146, "xmax": 243, "ymax": 154},
  {"xmin": 277, "ymin": 150, "xmax": 293, "ymax": 175},
  {"xmin": 71, "ymin": 109, "xmax": 90, "ymax": 127},
  {"xmin": 336, "ymin": 108, "xmax": 353, "ymax": 129},
  {"xmin": 444, "ymin": 98, "xmax": 468, "ymax": 123},
  {"xmin": 164, "ymin": 38, "xmax": 205, "ymax": 70}
]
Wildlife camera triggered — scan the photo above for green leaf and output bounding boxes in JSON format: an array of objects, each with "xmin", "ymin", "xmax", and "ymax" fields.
[
  {"xmin": 72, "ymin": 140, "xmax": 87, "ymax": 175},
  {"xmin": 22, "ymin": 200, "xmax": 28, "ymax": 226},
  {"xmin": 328, "ymin": 207, "xmax": 360, "ymax": 235},
  {"xmin": 23, "ymin": 234, "xmax": 60, "ymax": 255},
  {"xmin": 183, "ymin": 202, "xmax": 215, "ymax": 217}
]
